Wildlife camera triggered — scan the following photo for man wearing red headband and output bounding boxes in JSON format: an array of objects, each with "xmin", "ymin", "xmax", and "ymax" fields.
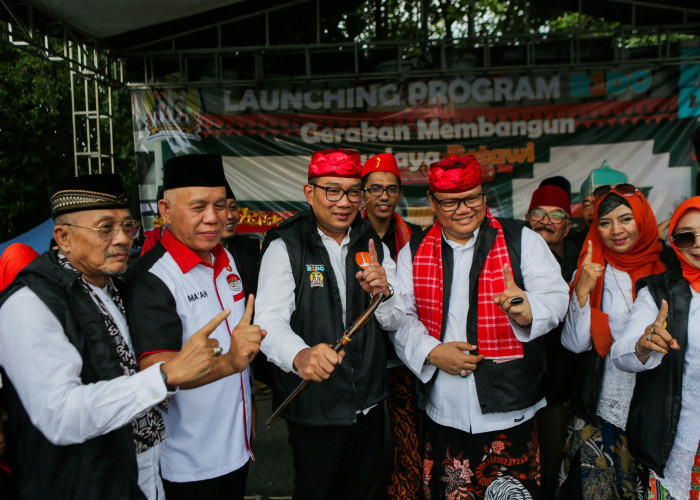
[
  {"xmin": 361, "ymin": 153, "xmax": 422, "ymax": 499},
  {"xmin": 393, "ymin": 155, "xmax": 568, "ymax": 499},
  {"xmin": 525, "ymin": 177, "xmax": 579, "ymax": 499},
  {"xmin": 255, "ymin": 149, "xmax": 405, "ymax": 500}
]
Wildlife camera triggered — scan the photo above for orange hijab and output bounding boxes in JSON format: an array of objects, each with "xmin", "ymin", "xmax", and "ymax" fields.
[
  {"xmin": 669, "ymin": 196, "xmax": 700, "ymax": 293},
  {"xmin": 571, "ymin": 189, "xmax": 665, "ymax": 357},
  {"xmin": 0, "ymin": 243, "xmax": 39, "ymax": 291}
]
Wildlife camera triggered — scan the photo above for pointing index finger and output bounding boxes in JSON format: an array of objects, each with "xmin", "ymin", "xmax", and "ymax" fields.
[
  {"xmin": 196, "ymin": 309, "xmax": 231, "ymax": 338},
  {"xmin": 368, "ymin": 239, "xmax": 379, "ymax": 265},
  {"xmin": 238, "ymin": 294, "xmax": 255, "ymax": 326},
  {"xmin": 583, "ymin": 240, "xmax": 593, "ymax": 265},
  {"xmin": 655, "ymin": 299, "xmax": 668, "ymax": 326},
  {"xmin": 502, "ymin": 263, "xmax": 516, "ymax": 290}
]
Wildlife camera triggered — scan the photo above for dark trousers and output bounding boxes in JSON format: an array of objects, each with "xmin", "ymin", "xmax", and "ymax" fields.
[
  {"xmin": 287, "ymin": 404, "xmax": 385, "ymax": 500},
  {"xmin": 162, "ymin": 461, "xmax": 249, "ymax": 500}
]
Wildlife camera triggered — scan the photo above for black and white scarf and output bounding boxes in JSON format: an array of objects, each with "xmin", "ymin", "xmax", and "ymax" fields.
[{"xmin": 58, "ymin": 252, "xmax": 167, "ymax": 453}]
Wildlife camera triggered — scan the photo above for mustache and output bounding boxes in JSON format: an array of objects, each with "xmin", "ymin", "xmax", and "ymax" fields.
[
  {"xmin": 105, "ymin": 246, "xmax": 131, "ymax": 258},
  {"xmin": 533, "ymin": 224, "xmax": 556, "ymax": 234}
]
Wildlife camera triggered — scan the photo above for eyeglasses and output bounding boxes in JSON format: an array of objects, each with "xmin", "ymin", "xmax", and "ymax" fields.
[
  {"xmin": 528, "ymin": 208, "xmax": 569, "ymax": 225},
  {"xmin": 671, "ymin": 230, "xmax": 700, "ymax": 249},
  {"xmin": 310, "ymin": 184, "xmax": 365, "ymax": 203},
  {"xmin": 592, "ymin": 183, "xmax": 638, "ymax": 201},
  {"xmin": 366, "ymin": 185, "xmax": 401, "ymax": 198},
  {"xmin": 62, "ymin": 220, "xmax": 141, "ymax": 241},
  {"xmin": 431, "ymin": 193, "xmax": 485, "ymax": 212}
]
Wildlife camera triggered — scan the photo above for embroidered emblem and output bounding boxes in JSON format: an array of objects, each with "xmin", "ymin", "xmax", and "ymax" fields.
[
  {"xmin": 310, "ymin": 271, "xmax": 324, "ymax": 287},
  {"xmin": 305, "ymin": 264, "xmax": 325, "ymax": 272},
  {"xmin": 355, "ymin": 252, "xmax": 371, "ymax": 269},
  {"xmin": 227, "ymin": 274, "xmax": 245, "ymax": 301}
]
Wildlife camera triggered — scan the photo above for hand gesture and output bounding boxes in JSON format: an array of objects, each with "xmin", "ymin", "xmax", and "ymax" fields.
[
  {"xmin": 162, "ymin": 308, "xmax": 230, "ymax": 386},
  {"xmin": 574, "ymin": 240, "xmax": 604, "ymax": 308},
  {"xmin": 634, "ymin": 299, "xmax": 680, "ymax": 363},
  {"xmin": 493, "ymin": 264, "xmax": 532, "ymax": 327},
  {"xmin": 293, "ymin": 343, "xmax": 345, "ymax": 382},
  {"xmin": 224, "ymin": 295, "xmax": 266, "ymax": 374},
  {"xmin": 355, "ymin": 239, "xmax": 390, "ymax": 296},
  {"xmin": 658, "ymin": 219, "xmax": 671, "ymax": 241},
  {"xmin": 428, "ymin": 342, "xmax": 484, "ymax": 376}
]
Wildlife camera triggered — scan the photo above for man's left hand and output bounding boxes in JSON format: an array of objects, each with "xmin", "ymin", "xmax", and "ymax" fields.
[
  {"xmin": 493, "ymin": 263, "xmax": 533, "ymax": 327},
  {"xmin": 355, "ymin": 239, "xmax": 389, "ymax": 296}
]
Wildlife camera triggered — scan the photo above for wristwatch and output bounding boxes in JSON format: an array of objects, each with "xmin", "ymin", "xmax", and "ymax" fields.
[
  {"xmin": 381, "ymin": 283, "xmax": 394, "ymax": 302},
  {"xmin": 423, "ymin": 352, "xmax": 431, "ymax": 366}
]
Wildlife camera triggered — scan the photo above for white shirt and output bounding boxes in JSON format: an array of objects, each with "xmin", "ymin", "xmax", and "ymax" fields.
[
  {"xmin": 611, "ymin": 286, "xmax": 700, "ymax": 499},
  {"xmin": 257, "ymin": 226, "xmax": 405, "ymax": 374},
  {"xmin": 393, "ymin": 226, "xmax": 569, "ymax": 434},
  {"xmin": 562, "ymin": 264, "xmax": 637, "ymax": 429},
  {"xmin": 0, "ymin": 286, "xmax": 167, "ymax": 446}
]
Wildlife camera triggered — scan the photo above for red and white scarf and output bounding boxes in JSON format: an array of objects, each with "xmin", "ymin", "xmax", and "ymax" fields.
[{"xmin": 413, "ymin": 211, "xmax": 524, "ymax": 362}]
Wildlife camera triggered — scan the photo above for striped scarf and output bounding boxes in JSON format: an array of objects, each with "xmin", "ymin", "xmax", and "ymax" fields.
[{"xmin": 412, "ymin": 212, "xmax": 524, "ymax": 362}]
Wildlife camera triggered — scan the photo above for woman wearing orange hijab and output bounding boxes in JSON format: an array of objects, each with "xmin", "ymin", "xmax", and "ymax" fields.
[
  {"xmin": 611, "ymin": 196, "xmax": 700, "ymax": 500},
  {"xmin": 558, "ymin": 184, "xmax": 667, "ymax": 499}
]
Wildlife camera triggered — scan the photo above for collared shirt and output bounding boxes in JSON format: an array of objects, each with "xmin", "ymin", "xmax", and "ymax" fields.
[
  {"xmin": 257, "ymin": 226, "xmax": 405, "ymax": 375},
  {"xmin": 126, "ymin": 229, "xmax": 251, "ymax": 483},
  {"xmin": 393, "ymin": 226, "xmax": 569, "ymax": 434},
  {"xmin": 562, "ymin": 264, "xmax": 637, "ymax": 429},
  {"xmin": 611, "ymin": 286, "xmax": 700, "ymax": 498},
  {"xmin": 0, "ymin": 286, "xmax": 167, "ymax": 446}
]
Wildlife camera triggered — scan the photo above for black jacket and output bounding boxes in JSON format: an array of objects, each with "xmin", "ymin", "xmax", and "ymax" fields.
[
  {"xmin": 410, "ymin": 216, "xmax": 548, "ymax": 414},
  {"xmin": 626, "ymin": 269, "xmax": 691, "ymax": 476},
  {"xmin": 262, "ymin": 209, "xmax": 388, "ymax": 425},
  {"xmin": 0, "ymin": 251, "xmax": 144, "ymax": 500}
]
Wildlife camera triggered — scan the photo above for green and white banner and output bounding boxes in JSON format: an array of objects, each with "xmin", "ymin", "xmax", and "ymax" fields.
[{"xmin": 131, "ymin": 53, "xmax": 700, "ymax": 232}]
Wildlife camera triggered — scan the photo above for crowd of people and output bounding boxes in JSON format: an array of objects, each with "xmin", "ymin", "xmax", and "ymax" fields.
[{"xmin": 0, "ymin": 149, "xmax": 698, "ymax": 500}]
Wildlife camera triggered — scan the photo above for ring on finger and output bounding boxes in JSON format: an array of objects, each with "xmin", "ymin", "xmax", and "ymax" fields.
[
  {"xmin": 459, "ymin": 369, "xmax": 469, "ymax": 378},
  {"xmin": 213, "ymin": 346, "xmax": 223, "ymax": 357}
]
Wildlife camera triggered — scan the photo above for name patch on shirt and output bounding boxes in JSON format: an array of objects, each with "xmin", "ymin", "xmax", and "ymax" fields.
[
  {"xmin": 187, "ymin": 290, "xmax": 209, "ymax": 302},
  {"xmin": 305, "ymin": 264, "xmax": 325, "ymax": 272}
]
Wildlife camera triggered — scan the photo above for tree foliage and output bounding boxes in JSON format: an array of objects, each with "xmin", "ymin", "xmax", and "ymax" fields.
[{"xmin": 0, "ymin": 43, "xmax": 136, "ymax": 242}]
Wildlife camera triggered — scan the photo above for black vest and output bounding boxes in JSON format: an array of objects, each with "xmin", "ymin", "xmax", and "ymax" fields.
[
  {"xmin": 410, "ymin": 216, "xmax": 547, "ymax": 414},
  {"xmin": 626, "ymin": 269, "xmax": 691, "ymax": 476},
  {"xmin": 262, "ymin": 209, "xmax": 388, "ymax": 425},
  {"xmin": 0, "ymin": 252, "xmax": 144, "ymax": 500}
]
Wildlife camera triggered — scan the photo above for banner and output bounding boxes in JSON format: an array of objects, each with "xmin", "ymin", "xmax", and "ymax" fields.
[{"xmin": 131, "ymin": 52, "xmax": 700, "ymax": 232}]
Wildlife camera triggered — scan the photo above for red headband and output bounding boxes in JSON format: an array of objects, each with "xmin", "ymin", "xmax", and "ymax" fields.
[
  {"xmin": 362, "ymin": 153, "xmax": 400, "ymax": 180},
  {"xmin": 308, "ymin": 149, "xmax": 361, "ymax": 180},
  {"xmin": 429, "ymin": 155, "xmax": 483, "ymax": 193},
  {"xmin": 528, "ymin": 185, "xmax": 571, "ymax": 215}
]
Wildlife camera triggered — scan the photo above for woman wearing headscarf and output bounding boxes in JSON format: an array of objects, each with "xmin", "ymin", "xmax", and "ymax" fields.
[
  {"xmin": 610, "ymin": 196, "xmax": 700, "ymax": 500},
  {"xmin": 558, "ymin": 184, "xmax": 668, "ymax": 499}
]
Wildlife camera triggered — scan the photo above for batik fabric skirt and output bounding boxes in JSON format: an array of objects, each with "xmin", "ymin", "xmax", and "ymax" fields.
[
  {"xmin": 558, "ymin": 416, "xmax": 644, "ymax": 500},
  {"xmin": 423, "ymin": 417, "xmax": 541, "ymax": 500}
]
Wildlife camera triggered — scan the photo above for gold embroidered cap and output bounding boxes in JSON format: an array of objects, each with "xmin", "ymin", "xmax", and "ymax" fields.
[{"xmin": 50, "ymin": 174, "xmax": 129, "ymax": 217}]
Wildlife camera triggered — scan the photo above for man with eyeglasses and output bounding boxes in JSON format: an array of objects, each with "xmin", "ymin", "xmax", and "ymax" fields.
[
  {"xmin": 0, "ymin": 173, "xmax": 226, "ymax": 499},
  {"xmin": 124, "ymin": 155, "xmax": 264, "ymax": 499},
  {"xmin": 393, "ymin": 155, "xmax": 568, "ymax": 499},
  {"xmin": 360, "ymin": 152, "xmax": 422, "ymax": 499},
  {"xmin": 255, "ymin": 149, "xmax": 405, "ymax": 500},
  {"xmin": 525, "ymin": 177, "xmax": 580, "ymax": 499}
]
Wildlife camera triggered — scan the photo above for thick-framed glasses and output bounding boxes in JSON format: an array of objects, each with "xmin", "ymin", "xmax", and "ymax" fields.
[
  {"xmin": 432, "ymin": 193, "xmax": 485, "ymax": 212},
  {"xmin": 310, "ymin": 184, "xmax": 365, "ymax": 203},
  {"xmin": 592, "ymin": 183, "xmax": 638, "ymax": 201},
  {"xmin": 367, "ymin": 185, "xmax": 401, "ymax": 198},
  {"xmin": 671, "ymin": 230, "xmax": 700, "ymax": 249},
  {"xmin": 62, "ymin": 220, "xmax": 141, "ymax": 241},
  {"xmin": 528, "ymin": 208, "xmax": 569, "ymax": 225}
]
